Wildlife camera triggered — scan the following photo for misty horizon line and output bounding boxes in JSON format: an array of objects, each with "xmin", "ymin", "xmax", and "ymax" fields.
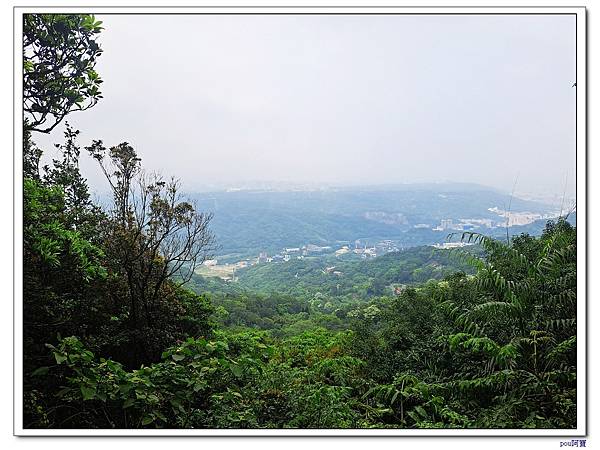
[
  {"xmin": 86, "ymin": 179, "xmax": 575, "ymax": 207},
  {"xmin": 187, "ymin": 179, "xmax": 573, "ymax": 196}
]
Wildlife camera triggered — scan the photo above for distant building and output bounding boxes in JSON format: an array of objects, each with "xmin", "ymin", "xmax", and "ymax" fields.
[
  {"xmin": 303, "ymin": 244, "xmax": 332, "ymax": 253},
  {"xmin": 431, "ymin": 242, "xmax": 474, "ymax": 249},
  {"xmin": 435, "ymin": 218, "xmax": 468, "ymax": 231},
  {"xmin": 488, "ymin": 207, "xmax": 547, "ymax": 227},
  {"xmin": 441, "ymin": 219, "xmax": 453, "ymax": 230},
  {"xmin": 335, "ymin": 246, "xmax": 350, "ymax": 257},
  {"xmin": 373, "ymin": 240, "xmax": 398, "ymax": 256},
  {"xmin": 364, "ymin": 248, "xmax": 377, "ymax": 257},
  {"xmin": 203, "ymin": 259, "xmax": 217, "ymax": 266}
]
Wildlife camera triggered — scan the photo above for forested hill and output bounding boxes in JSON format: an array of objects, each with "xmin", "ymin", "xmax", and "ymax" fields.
[
  {"xmin": 233, "ymin": 246, "xmax": 476, "ymax": 298},
  {"xmin": 183, "ymin": 246, "xmax": 479, "ymax": 337},
  {"xmin": 190, "ymin": 186, "xmax": 559, "ymax": 256}
]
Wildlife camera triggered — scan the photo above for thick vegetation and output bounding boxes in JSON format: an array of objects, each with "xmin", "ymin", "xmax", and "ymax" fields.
[
  {"xmin": 23, "ymin": 15, "xmax": 577, "ymax": 430},
  {"xmin": 234, "ymin": 246, "xmax": 477, "ymax": 299}
]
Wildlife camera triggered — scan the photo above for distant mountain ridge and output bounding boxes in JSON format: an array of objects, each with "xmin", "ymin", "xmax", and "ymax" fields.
[{"xmin": 189, "ymin": 183, "xmax": 561, "ymax": 257}]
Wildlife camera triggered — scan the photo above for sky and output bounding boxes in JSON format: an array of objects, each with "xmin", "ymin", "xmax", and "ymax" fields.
[{"xmin": 34, "ymin": 14, "xmax": 577, "ymax": 199}]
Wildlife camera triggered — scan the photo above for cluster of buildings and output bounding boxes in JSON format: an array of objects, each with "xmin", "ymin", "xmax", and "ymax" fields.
[
  {"xmin": 201, "ymin": 239, "xmax": 402, "ymax": 281},
  {"xmin": 487, "ymin": 207, "xmax": 555, "ymax": 227},
  {"xmin": 422, "ymin": 208, "xmax": 556, "ymax": 233},
  {"xmin": 266, "ymin": 244, "xmax": 334, "ymax": 262},
  {"xmin": 206, "ymin": 244, "xmax": 337, "ymax": 269},
  {"xmin": 254, "ymin": 240, "xmax": 398, "ymax": 264},
  {"xmin": 347, "ymin": 239, "xmax": 399, "ymax": 259},
  {"xmin": 331, "ymin": 240, "xmax": 400, "ymax": 259},
  {"xmin": 431, "ymin": 218, "xmax": 495, "ymax": 232},
  {"xmin": 431, "ymin": 242, "xmax": 474, "ymax": 250},
  {"xmin": 428, "ymin": 209, "xmax": 555, "ymax": 232}
]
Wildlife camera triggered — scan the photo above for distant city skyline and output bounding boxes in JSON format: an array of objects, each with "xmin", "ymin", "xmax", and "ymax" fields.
[{"xmin": 33, "ymin": 14, "xmax": 577, "ymax": 199}]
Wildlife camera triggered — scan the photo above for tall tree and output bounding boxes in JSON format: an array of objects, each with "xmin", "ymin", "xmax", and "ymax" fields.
[
  {"xmin": 86, "ymin": 140, "xmax": 216, "ymax": 364},
  {"xmin": 23, "ymin": 14, "xmax": 104, "ymax": 133}
]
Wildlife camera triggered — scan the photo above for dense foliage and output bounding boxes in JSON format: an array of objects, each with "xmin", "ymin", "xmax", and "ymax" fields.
[
  {"xmin": 350, "ymin": 221, "xmax": 576, "ymax": 428},
  {"xmin": 23, "ymin": 14, "xmax": 577, "ymax": 430},
  {"xmin": 234, "ymin": 246, "xmax": 477, "ymax": 299}
]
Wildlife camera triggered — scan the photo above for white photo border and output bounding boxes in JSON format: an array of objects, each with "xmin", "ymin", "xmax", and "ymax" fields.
[{"xmin": 13, "ymin": 4, "xmax": 587, "ymax": 437}]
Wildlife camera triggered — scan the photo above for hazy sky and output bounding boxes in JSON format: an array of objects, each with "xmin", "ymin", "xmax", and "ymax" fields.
[{"xmin": 34, "ymin": 14, "xmax": 576, "ymax": 197}]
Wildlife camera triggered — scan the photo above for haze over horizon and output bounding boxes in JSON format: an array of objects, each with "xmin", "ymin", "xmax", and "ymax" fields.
[{"xmin": 33, "ymin": 14, "xmax": 577, "ymax": 199}]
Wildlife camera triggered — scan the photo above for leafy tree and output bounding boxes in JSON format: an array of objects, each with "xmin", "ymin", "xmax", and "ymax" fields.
[
  {"xmin": 83, "ymin": 140, "xmax": 216, "ymax": 366},
  {"xmin": 42, "ymin": 123, "xmax": 104, "ymax": 238},
  {"xmin": 446, "ymin": 221, "xmax": 576, "ymax": 427},
  {"xmin": 31, "ymin": 332, "xmax": 270, "ymax": 428},
  {"xmin": 23, "ymin": 176, "xmax": 108, "ymax": 426},
  {"xmin": 23, "ymin": 14, "xmax": 104, "ymax": 133}
]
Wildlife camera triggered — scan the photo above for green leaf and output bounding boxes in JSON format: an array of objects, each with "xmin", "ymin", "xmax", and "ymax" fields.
[
  {"xmin": 80, "ymin": 385, "xmax": 96, "ymax": 400},
  {"xmin": 119, "ymin": 383, "xmax": 133, "ymax": 394},
  {"xmin": 415, "ymin": 405, "xmax": 428, "ymax": 418},
  {"xmin": 31, "ymin": 366, "xmax": 49, "ymax": 376},
  {"xmin": 56, "ymin": 387, "xmax": 71, "ymax": 397},
  {"xmin": 122, "ymin": 397, "xmax": 135, "ymax": 409},
  {"xmin": 171, "ymin": 354, "xmax": 185, "ymax": 362},
  {"xmin": 141, "ymin": 415, "xmax": 154, "ymax": 426},
  {"xmin": 54, "ymin": 352, "xmax": 67, "ymax": 364},
  {"xmin": 230, "ymin": 363, "xmax": 243, "ymax": 378}
]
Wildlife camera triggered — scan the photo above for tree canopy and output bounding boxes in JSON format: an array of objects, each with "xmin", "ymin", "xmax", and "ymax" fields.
[{"xmin": 23, "ymin": 14, "xmax": 104, "ymax": 133}]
